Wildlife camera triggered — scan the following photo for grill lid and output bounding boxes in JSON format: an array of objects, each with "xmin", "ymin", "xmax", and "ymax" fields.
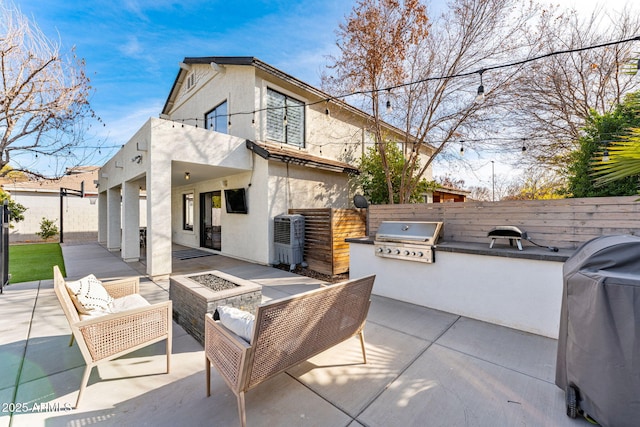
[{"xmin": 375, "ymin": 221, "xmax": 443, "ymax": 244}]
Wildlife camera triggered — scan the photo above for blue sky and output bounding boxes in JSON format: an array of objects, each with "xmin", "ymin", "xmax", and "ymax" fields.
[{"xmin": 14, "ymin": 0, "xmax": 634, "ymax": 185}]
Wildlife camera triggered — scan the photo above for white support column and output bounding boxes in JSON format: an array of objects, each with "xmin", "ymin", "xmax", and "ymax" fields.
[
  {"xmin": 121, "ymin": 181, "xmax": 140, "ymax": 262},
  {"xmin": 106, "ymin": 187, "xmax": 121, "ymax": 251},
  {"xmin": 97, "ymin": 191, "xmax": 107, "ymax": 244},
  {"xmin": 146, "ymin": 163, "xmax": 172, "ymax": 279}
]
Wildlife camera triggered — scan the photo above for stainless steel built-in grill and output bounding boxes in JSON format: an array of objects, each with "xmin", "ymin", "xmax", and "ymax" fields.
[{"xmin": 374, "ymin": 221, "xmax": 443, "ymax": 263}]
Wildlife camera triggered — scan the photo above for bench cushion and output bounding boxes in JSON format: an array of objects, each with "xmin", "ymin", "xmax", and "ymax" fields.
[
  {"xmin": 79, "ymin": 293, "xmax": 150, "ymax": 320},
  {"xmin": 216, "ymin": 305, "xmax": 254, "ymax": 343},
  {"xmin": 65, "ymin": 274, "xmax": 114, "ymax": 314}
]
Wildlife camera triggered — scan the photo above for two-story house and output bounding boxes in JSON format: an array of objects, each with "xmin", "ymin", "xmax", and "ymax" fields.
[{"xmin": 98, "ymin": 57, "xmax": 434, "ymax": 279}]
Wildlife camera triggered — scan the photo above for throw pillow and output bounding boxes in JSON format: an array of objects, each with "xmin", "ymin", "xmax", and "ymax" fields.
[
  {"xmin": 216, "ymin": 305, "xmax": 255, "ymax": 343},
  {"xmin": 65, "ymin": 274, "xmax": 114, "ymax": 314}
]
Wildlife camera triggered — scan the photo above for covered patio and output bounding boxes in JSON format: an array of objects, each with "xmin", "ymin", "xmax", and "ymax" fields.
[{"xmin": 1, "ymin": 243, "xmax": 585, "ymax": 426}]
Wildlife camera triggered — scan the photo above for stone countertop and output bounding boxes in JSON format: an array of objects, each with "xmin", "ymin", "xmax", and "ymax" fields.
[{"xmin": 346, "ymin": 237, "xmax": 573, "ymax": 262}]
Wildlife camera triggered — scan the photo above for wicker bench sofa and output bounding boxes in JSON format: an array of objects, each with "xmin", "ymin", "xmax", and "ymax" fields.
[
  {"xmin": 204, "ymin": 274, "xmax": 376, "ymax": 427},
  {"xmin": 53, "ymin": 266, "xmax": 172, "ymax": 407}
]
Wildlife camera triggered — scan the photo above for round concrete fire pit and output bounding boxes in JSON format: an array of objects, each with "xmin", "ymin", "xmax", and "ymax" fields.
[{"xmin": 169, "ymin": 270, "xmax": 262, "ymax": 344}]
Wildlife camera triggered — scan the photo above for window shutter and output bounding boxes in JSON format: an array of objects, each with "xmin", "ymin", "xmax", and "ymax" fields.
[
  {"xmin": 267, "ymin": 89, "xmax": 285, "ymax": 143},
  {"xmin": 286, "ymin": 97, "xmax": 304, "ymax": 146}
]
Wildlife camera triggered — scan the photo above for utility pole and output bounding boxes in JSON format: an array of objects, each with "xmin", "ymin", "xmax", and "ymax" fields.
[
  {"xmin": 491, "ymin": 161, "xmax": 495, "ymax": 202},
  {"xmin": 59, "ymin": 181, "xmax": 84, "ymax": 243}
]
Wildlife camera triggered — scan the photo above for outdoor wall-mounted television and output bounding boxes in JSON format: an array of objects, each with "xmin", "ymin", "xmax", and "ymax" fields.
[{"xmin": 224, "ymin": 188, "xmax": 248, "ymax": 214}]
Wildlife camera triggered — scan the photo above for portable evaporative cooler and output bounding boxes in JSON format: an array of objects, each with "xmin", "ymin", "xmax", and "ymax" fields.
[{"xmin": 273, "ymin": 214, "xmax": 305, "ymax": 270}]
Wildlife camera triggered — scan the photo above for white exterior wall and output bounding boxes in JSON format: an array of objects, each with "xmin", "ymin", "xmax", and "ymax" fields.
[
  {"xmin": 170, "ymin": 65, "xmax": 257, "ymax": 140},
  {"xmin": 171, "ymin": 170, "xmax": 265, "ymax": 264},
  {"xmin": 350, "ymin": 243, "xmax": 563, "ymax": 339},
  {"xmin": 7, "ymin": 190, "xmax": 98, "ymax": 242}
]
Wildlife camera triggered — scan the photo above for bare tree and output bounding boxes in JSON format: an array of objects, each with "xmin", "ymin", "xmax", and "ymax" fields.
[
  {"xmin": 0, "ymin": 0, "xmax": 96, "ymax": 178},
  {"xmin": 324, "ymin": 0, "xmax": 429, "ymax": 204},
  {"xmin": 325, "ymin": 0, "xmax": 540, "ymax": 203},
  {"xmin": 507, "ymin": 5, "xmax": 640, "ymax": 169}
]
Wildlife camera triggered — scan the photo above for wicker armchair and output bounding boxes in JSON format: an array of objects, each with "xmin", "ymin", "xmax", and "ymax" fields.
[
  {"xmin": 53, "ymin": 266, "xmax": 172, "ymax": 407},
  {"xmin": 205, "ymin": 274, "xmax": 375, "ymax": 427}
]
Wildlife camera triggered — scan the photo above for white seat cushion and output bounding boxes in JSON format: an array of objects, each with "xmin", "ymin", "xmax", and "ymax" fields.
[{"xmin": 80, "ymin": 294, "xmax": 150, "ymax": 320}]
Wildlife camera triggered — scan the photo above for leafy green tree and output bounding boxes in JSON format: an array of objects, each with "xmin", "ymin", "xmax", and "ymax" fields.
[
  {"xmin": 0, "ymin": 189, "xmax": 26, "ymax": 225},
  {"xmin": 565, "ymin": 92, "xmax": 640, "ymax": 197},
  {"xmin": 354, "ymin": 143, "xmax": 435, "ymax": 204}
]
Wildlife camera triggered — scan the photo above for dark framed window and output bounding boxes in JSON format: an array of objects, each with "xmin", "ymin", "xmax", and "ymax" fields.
[
  {"xmin": 205, "ymin": 101, "xmax": 228, "ymax": 134},
  {"xmin": 183, "ymin": 193, "xmax": 194, "ymax": 230},
  {"xmin": 266, "ymin": 88, "xmax": 304, "ymax": 147}
]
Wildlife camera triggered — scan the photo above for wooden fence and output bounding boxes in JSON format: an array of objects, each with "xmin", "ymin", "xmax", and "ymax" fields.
[
  {"xmin": 289, "ymin": 208, "xmax": 366, "ymax": 276},
  {"xmin": 368, "ymin": 196, "xmax": 640, "ymax": 249}
]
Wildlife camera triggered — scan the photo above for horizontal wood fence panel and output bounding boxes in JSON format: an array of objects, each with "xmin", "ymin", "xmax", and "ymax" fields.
[
  {"xmin": 289, "ymin": 208, "xmax": 366, "ymax": 276},
  {"xmin": 368, "ymin": 196, "xmax": 640, "ymax": 249}
]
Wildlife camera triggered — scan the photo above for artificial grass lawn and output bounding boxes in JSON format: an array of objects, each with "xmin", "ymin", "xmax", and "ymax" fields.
[{"xmin": 9, "ymin": 243, "xmax": 66, "ymax": 284}]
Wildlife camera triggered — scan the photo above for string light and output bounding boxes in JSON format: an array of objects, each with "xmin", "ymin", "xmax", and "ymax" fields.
[
  {"xmin": 475, "ymin": 70, "xmax": 485, "ymax": 104},
  {"xmin": 460, "ymin": 141, "xmax": 465, "ymax": 156},
  {"xmin": 158, "ymin": 36, "xmax": 640, "ymax": 133},
  {"xmin": 386, "ymin": 89, "xmax": 392, "ymax": 114}
]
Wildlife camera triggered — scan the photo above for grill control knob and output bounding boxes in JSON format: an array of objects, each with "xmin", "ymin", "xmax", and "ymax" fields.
[
  {"xmin": 404, "ymin": 250, "xmax": 410, "ymax": 256},
  {"xmin": 411, "ymin": 251, "xmax": 416, "ymax": 256},
  {"xmin": 394, "ymin": 249, "xmax": 401, "ymax": 255},
  {"xmin": 385, "ymin": 248, "xmax": 392, "ymax": 254},
  {"xmin": 417, "ymin": 252, "xmax": 424, "ymax": 257},
  {"xmin": 376, "ymin": 247, "xmax": 383, "ymax": 253}
]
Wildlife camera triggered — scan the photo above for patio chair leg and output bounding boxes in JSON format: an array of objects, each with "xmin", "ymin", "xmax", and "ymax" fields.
[
  {"xmin": 75, "ymin": 365, "xmax": 92, "ymax": 408},
  {"xmin": 69, "ymin": 334, "xmax": 75, "ymax": 347},
  {"xmin": 359, "ymin": 331, "xmax": 367, "ymax": 364},
  {"xmin": 166, "ymin": 335, "xmax": 172, "ymax": 374},
  {"xmin": 237, "ymin": 391, "xmax": 246, "ymax": 427},
  {"xmin": 206, "ymin": 357, "xmax": 211, "ymax": 397}
]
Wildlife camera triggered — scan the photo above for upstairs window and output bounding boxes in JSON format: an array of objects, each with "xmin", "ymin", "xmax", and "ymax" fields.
[
  {"xmin": 205, "ymin": 101, "xmax": 228, "ymax": 134},
  {"xmin": 266, "ymin": 88, "xmax": 304, "ymax": 147}
]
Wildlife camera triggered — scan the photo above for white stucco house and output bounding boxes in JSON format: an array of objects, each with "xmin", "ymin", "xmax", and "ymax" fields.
[{"xmin": 98, "ymin": 56, "xmax": 434, "ymax": 279}]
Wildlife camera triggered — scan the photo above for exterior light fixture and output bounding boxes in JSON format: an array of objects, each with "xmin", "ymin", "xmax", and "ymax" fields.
[{"xmin": 185, "ymin": 172, "xmax": 190, "ymax": 180}]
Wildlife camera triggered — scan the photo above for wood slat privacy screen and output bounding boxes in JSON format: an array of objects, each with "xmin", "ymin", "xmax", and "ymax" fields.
[
  {"xmin": 289, "ymin": 208, "xmax": 366, "ymax": 275},
  {"xmin": 368, "ymin": 196, "xmax": 640, "ymax": 250}
]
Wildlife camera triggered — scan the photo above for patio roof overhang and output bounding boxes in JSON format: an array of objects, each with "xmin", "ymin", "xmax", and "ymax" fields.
[{"xmin": 246, "ymin": 140, "xmax": 360, "ymax": 175}]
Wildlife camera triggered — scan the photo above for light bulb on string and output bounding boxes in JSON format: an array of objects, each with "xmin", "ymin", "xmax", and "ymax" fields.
[
  {"xmin": 386, "ymin": 90, "xmax": 392, "ymax": 114},
  {"xmin": 475, "ymin": 70, "xmax": 485, "ymax": 104},
  {"xmin": 460, "ymin": 141, "xmax": 465, "ymax": 156}
]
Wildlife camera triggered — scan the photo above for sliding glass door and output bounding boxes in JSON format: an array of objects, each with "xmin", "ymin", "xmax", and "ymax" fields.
[{"xmin": 200, "ymin": 191, "xmax": 221, "ymax": 250}]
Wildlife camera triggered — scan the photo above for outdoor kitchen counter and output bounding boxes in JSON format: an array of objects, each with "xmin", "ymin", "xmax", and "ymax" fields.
[
  {"xmin": 346, "ymin": 237, "xmax": 573, "ymax": 262},
  {"xmin": 347, "ymin": 236, "xmax": 571, "ymax": 338}
]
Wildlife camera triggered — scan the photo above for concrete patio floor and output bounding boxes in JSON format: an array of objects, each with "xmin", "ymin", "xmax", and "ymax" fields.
[{"xmin": 0, "ymin": 243, "xmax": 589, "ymax": 427}]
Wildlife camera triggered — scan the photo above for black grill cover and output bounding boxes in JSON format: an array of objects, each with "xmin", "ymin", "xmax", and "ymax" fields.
[{"xmin": 556, "ymin": 235, "xmax": 640, "ymax": 426}]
